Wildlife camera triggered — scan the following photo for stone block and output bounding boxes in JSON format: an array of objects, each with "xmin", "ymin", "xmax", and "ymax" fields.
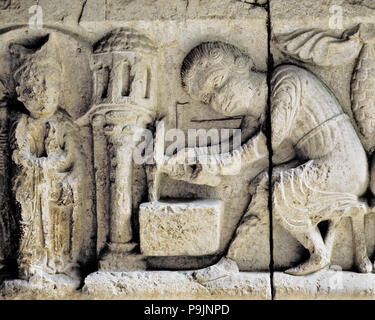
[{"xmin": 139, "ymin": 200, "xmax": 223, "ymax": 256}]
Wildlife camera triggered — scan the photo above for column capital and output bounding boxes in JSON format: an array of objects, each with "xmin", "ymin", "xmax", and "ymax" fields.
[{"xmin": 91, "ymin": 113, "xmax": 106, "ymax": 128}]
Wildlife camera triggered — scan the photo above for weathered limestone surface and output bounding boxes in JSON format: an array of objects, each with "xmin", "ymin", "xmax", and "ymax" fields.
[
  {"xmin": 274, "ymin": 270, "xmax": 375, "ymax": 300},
  {"xmin": 83, "ymin": 270, "xmax": 272, "ymax": 300},
  {"xmin": 2, "ymin": 0, "xmax": 375, "ymax": 300},
  {"xmin": 0, "ymin": 273, "xmax": 82, "ymax": 300},
  {"xmin": 0, "ymin": 0, "xmax": 106, "ymax": 24},
  {"xmin": 271, "ymin": 0, "xmax": 375, "ymax": 273},
  {"xmin": 139, "ymin": 200, "xmax": 223, "ymax": 256}
]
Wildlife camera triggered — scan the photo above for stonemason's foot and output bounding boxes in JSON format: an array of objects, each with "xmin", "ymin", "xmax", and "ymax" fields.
[
  {"xmin": 354, "ymin": 256, "xmax": 372, "ymax": 273},
  {"xmin": 285, "ymin": 253, "xmax": 329, "ymax": 276},
  {"xmin": 193, "ymin": 257, "xmax": 239, "ymax": 284}
]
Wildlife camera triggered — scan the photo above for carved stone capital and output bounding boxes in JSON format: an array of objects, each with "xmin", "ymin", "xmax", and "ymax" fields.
[{"xmin": 91, "ymin": 114, "xmax": 106, "ymax": 129}]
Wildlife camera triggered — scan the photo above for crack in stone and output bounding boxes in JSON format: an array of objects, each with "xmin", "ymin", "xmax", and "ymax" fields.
[
  {"xmin": 237, "ymin": 0, "xmax": 268, "ymax": 8},
  {"xmin": 265, "ymin": 0, "xmax": 275, "ymax": 300}
]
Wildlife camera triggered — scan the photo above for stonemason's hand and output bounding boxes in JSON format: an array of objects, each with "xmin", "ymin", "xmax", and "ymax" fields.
[
  {"xmin": 162, "ymin": 148, "xmax": 222, "ymax": 187},
  {"xmin": 161, "ymin": 147, "xmax": 196, "ymax": 181},
  {"xmin": 189, "ymin": 161, "xmax": 222, "ymax": 187}
]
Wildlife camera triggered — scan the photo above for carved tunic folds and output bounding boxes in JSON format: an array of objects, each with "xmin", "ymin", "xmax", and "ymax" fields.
[
  {"xmin": 2, "ymin": 0, "xmax": 375, "ymax": 300},
  {"xmin": 270, "ymin": 65, "xmax": 369, "ymax": 231}
]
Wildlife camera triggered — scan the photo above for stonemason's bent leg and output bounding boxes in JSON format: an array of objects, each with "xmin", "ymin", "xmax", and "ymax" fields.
[
  {"xmin": 196, "ymin": 171, "xmax": 269, "ymax": 282},
  {"xmin": 285, "ymin": 226, "xmax": 330, "ymax": 276},
  {"xmin": 227, "ymin": 171, "xmax": 269, "ymax": 259}
]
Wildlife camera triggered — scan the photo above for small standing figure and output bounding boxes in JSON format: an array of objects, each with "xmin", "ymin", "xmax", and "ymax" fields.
[
  {"xmin": 12, "ymin": 38, "xmax": 87, "ymax": 280},
  {"xmin": 167, "ymin": 41, "xmax": 372, "ymax": 275}
]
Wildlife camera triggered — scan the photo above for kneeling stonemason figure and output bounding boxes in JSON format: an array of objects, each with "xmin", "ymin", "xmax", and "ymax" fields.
[{"xmin": 166, "ymin": 41, "xmax": 372, "ymax": 275}]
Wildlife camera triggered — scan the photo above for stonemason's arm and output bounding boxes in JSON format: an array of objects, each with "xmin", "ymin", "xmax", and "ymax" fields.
[{"xmin": 195, "ymin": 130, "xmax": 268, "ymax": 176}]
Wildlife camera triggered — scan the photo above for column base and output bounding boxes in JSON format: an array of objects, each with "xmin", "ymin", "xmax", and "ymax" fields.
[{"xmin": 99, "ymin": 242, "xmax": 146, "ymax": 272}]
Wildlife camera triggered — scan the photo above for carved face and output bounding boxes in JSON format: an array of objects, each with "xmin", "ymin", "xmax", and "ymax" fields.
[
  {"xmin": 17, "ymin": 65, "xmax": 60, "ymax": 119},
  {"xmin": 191, "ymin": 62, "xmax": 266, "ymax": 118}
]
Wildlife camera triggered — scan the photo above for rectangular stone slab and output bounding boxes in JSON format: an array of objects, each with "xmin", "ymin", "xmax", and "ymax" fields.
[
  {"xmin": 83, "ymin": 271, "xmax": 272, "ymax": 300},
  {"xmin": 139, "ymin": 200, "xmax": 223, "ymax": 256},
  {"xmin": 274, "ymin": 270, "xmax": 375, "ymax": 300}
]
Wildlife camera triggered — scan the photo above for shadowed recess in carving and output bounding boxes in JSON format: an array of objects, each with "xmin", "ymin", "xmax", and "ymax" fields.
[{"xmin": 121, "ymin": 59, "xmax": 131, "ymax": 97}]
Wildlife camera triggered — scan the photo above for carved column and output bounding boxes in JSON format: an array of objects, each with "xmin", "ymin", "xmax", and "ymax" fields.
[
  {"xmin": 88, "ymin": 28, "xmax": 158, "ymax": 270},
  {"xmin": 92, "ymin": 108, "xmax": 153, "ymax": 270},
  {"xmin": 112, "ymin": 141, "xmax": 133, "ymax": 244},
  {"xmin": 92, "ymin": 114, "xmax": 110, "ymax": 256},
  {"xmin": 105, "ymin": 118, "xmax": 137, "ymax": 247}
]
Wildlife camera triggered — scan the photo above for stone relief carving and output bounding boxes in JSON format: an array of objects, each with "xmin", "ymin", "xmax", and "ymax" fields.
[
  {"xmin": 351, "ymin": 25, "xmax": 375, "ymax": 154},
  {"xmin": 162, "ymin": 41, "xmax": 372, "ymax": 276},
  {"xmin": 0, "ymin": 76, "xmax": 12, "ymax": 274},
  {"xmin": 273, "ymin": 26, "xmax": 363, "ymax": 67},
  {"xmin": 274, "ymin": 23, "xmax": 375, "ymax": 153},
  {"xmin": 0, "ymin": 0, "xmax": 10, "ymax": 10},
  {"xmin": 8, "ymin": 33, "xmax": 94, "ymax": 280},
  {"xmin": 272, "ymin": 23, "xmax": 375, "ymax": 276},
  {"xmin": 2, "ymin": 0, "xmax": 375, "ymax": 300},
  {"xmin": 86, "ymin": 28, "xmax": 157, "ymax": 271}
]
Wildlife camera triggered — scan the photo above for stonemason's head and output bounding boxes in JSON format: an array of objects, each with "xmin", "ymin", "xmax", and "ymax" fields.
[
  {"xmin": 181, "ymin": 41, "xmax": 267, "ymax": 118},
  {"xmin": 14, "ymin": 47, "xmax": 61, "ymax": 119}
]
